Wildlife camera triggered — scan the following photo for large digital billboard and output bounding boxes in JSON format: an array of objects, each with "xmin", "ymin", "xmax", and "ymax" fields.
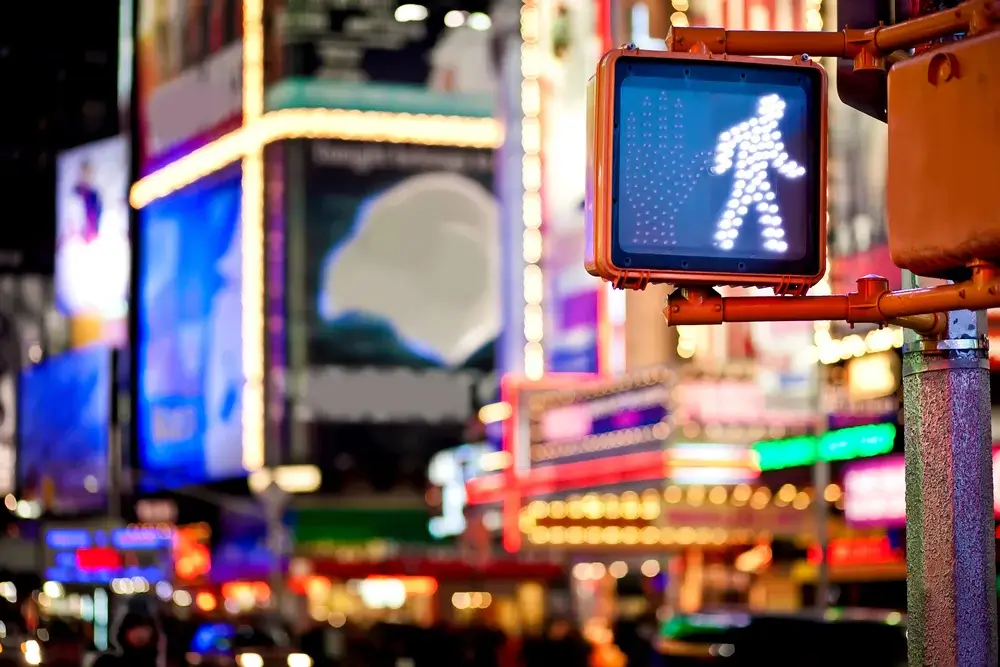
[
  {"xmin": 136, "ymin": 0, "xmax": 242, "ymax": 174},
  {"xmin": 18, "ymin": 347, "xmax": 112, "ymax": 515},
  {"xmin": 299, "ymin": 140, "xmax": 498, "ymax": 370},
  {"xmin": 55, "ymin": 135, "xmax": 130, "ymax": 348},
  {"xmin": 267, "ymin": 0, "xmax": 502, "ymax": 116},
  {"xmin": 137, "ymin": 171, "xmax": 244, "ymax": 489}
]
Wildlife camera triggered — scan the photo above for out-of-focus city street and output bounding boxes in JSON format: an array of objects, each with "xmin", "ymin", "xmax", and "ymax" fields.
[{"xmin": 0, "ymin": 0, "xmax": 996, "ymax": 664}]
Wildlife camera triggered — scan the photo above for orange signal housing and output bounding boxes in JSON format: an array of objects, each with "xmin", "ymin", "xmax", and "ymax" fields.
[
  {"xmin": 586, "ymin": 47, "xmax": 829, "ymax": 294},
  {"xmin": 887, "ymin": 29, "xmax": 1000, "ymax": 280}
]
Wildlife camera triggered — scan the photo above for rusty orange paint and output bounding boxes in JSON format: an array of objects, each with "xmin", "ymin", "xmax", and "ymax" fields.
[
  {"xmin": 661, "ymin": 266, "xmax": 1000, "ymax": 334},
  {"xmin": 665, "ymin": 0, "xmax": 999, "ymax": 59}
]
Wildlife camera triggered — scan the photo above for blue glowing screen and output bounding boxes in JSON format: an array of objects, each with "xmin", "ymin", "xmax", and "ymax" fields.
[
  {"xmin": 613, "ymin": 59, "xmax": 818, "ymax": 268},
  {"xmin": 43, "ymin": 526, "xmax": 173, "ymax": 584},
  {"xmin": 18, "ymin": 347, "xmax": 110, "ymax": 514},
  {"xmin": 191, "ymin": 623, "xmax": 236, "ymax": 655},
  {"xmin": 137, "ymin": 172, "xmax": 244, "ymax": 489}
]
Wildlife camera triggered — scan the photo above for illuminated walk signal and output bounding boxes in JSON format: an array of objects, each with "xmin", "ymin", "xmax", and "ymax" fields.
[{"xmin": 586, "ymin": 48, "xmax": 828, "ymax": 293}]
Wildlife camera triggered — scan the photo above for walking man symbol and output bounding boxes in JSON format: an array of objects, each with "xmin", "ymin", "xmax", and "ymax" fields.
[{"xmin": 710, "ymin": 94, "xmax": 806, "ymax": 253}]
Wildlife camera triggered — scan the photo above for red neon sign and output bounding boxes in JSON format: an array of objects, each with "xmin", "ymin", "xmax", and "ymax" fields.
[
  {"xmin": 807, "ymin": 536, "xmax": 902, "ymax": 567},
  {"xmin": 75, "ymin": 547, "xmax": 122, "ymax": 571}
]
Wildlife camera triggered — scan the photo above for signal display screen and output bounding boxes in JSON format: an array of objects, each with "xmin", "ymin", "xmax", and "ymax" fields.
[{"xmin": 611, "ymin": 57, "xmax": 823, "ymax": 277}]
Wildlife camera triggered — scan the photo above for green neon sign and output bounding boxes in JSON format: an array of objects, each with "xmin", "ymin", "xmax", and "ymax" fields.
[{"xmin": 753, "ymin": 423, "xmax": 896, "ymax": 471}]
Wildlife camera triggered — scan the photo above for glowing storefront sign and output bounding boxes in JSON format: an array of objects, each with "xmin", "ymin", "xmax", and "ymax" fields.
[
  {"xmin": 844, "ymin": 449, "xmax": 1000, "ymax": 527},
  {"xmin": 807, "ymin": 536, "xmax": 902, "ymax": 567},
  {"xmin": 427, "ymin": 445, "xmax": 490, "ymax": 538},
  {"xmin": 753, "ymin": 423, "xmax": 896, "ymax": 471},
  {"xmin": 678, "ymin": 379, "xmax": 813, "ymax": 427},
  {"xmin": 43, "ymin": 526, "xmax": 174, "ymax": 584}
]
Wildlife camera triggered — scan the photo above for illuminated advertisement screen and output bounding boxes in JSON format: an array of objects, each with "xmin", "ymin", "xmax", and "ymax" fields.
[
  {"xmin": 18, "ymin": 347, "xmax": 112, "ymax": 515},
  {"xmin": 136, "ymin": 0, "xmax": 242, "ymax": 174},
  {"xmin": 55, "ymin": 135, "xmax": 130, "ymax": 347},
  {"xmin": 43, "ymin": 525, "xmax": 173, "ymax": 584},
  {"xmin": 540, "ymin": 0, "xmax": 604, "ymax": 374},
  {"xmin": 611, "ymin": 58, "xmax": 823, "ymax": 277},
  {"xmin": 136, "ymin": 171, "xmax": 244, "ymax": 489},
  {"xmin": 844, "ymin": 449, "xmax": 1000, "ymax": 528},
  {"xmin": 529, "ymin": 382, "xmax": 671, "ymax": 468},
  {"xmin": 268, "ymin": 0, "xmax": 502, "ymax": 116},
  {"xmin": 300, "ymin": 140, "xmax": 497, "ymax": 369}
]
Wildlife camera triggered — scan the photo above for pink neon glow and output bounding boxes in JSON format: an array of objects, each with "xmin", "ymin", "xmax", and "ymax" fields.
[
  {"xmin": 541, "ymin": 404, "xmax": 594, "ymax": 443},
  {"xmin": 678, "ymin": 380, "xmax": 812, "ymax": 426},
  {"xmin": 843, "ymin": 455, "xmax": 907, "ymax": 528},
  {"xmin": 844, "ymin": 449, "xmax": 1000, "ymax": 527}
]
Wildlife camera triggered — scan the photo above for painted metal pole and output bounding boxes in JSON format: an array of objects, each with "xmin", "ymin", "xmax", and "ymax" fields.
[
  {"xmin": 813, "ymin": 360, "xmax": 830, "ymax": 610},
  {"xmin": 902, "ymin": 272, "xmax": 997, "ymax": 665},
  {"xmin": 260, "ymin": 482, "xmax": 291, "ymax": 623},
  {"xmin": 812, "ymin": 455, "xmax": 830, "ymax": 609}
]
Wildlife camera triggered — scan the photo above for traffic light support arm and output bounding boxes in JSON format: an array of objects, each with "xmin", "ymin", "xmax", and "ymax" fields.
[
  {"xmin": 666, "ymin": 0, "xmax": 1000, "ymax": 62},
  {"xmin": 663, "ymin": 263, "xmax": 1000, "ymax": 336}
]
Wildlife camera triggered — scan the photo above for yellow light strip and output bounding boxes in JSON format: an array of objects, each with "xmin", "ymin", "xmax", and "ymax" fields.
[
  {"xmin": 242, "ymin": 0, "xmax": 266, "ymax": 472},
  {"xmin": 243, "ymin": 0, "xmax": 264, "ymax": 124},
  {"xmin": 130, "ymin": 111, "xmax": 503, "ymax": 209},
  {"xmin": 241, "ymin": 150, "xmax": 266, "ymax": 472},
  {"xmin": 521, "ymin": 0, "xmax": 544, "ymax": 380}
]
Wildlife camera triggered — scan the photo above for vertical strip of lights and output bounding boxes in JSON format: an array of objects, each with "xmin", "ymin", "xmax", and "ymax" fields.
[
  {"xmin": 266, "ymin": 142, "xmax": 287, "ymax": 463},
  {"xmin": 809, "ymin": 0, "xmax": 833, "ymax": 364},
  {"xmin": 521, "ymin": 0, "xmax": 545, "ymax": 381},
  {"xmin": 670, "ymin": 0, "xmax": 690, "ymax": 28},
  {"xmin": 242, "ymin": 0, "xmax": 266, "ymax": 472}
]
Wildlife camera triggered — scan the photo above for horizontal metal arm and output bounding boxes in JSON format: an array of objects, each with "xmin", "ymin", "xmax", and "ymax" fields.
[
  {"xmin": 663, "ymin": 265, "xmax": 1000, "ymax": 336},
  {"xmin": 666, "ymin": 0, "xmax": 1000, "ymax": 58}
]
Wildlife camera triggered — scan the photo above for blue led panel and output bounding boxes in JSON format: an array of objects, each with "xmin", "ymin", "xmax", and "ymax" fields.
[{"xmin": 610, "ymin": 57, "xmax": 824, "ymax": 278}]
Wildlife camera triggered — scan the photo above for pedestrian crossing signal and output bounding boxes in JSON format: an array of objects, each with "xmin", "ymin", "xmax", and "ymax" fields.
[{"xmin": 586, "ymin": 47, "xmax": 828, "ymax": 293}]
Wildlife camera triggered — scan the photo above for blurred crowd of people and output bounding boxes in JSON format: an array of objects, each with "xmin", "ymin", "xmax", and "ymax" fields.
[
  {"xmin": 300, "ymin": 617, "xmax": 601, "ymax": 667},
  {"xmin": 24, "ymin": 609, "xmax": 659, "ymax": 667}
]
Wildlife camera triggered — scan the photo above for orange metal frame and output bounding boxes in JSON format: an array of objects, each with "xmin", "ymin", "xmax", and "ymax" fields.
[{"xmin": 657, "ymin": 0, "xmax": 1000, "ymax": 332}]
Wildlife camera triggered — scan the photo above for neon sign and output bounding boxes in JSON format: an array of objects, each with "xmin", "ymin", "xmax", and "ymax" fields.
[
  {"xmin": 807, "ymin": 536, "xmax": 902, "ymax": 567},
  {"xmin": 530, "ymin": 382, "xmax": 671, "ymax": 467},
  {"xmin": 844, "ymin": 448, "xmax": 1000, "ymax": 527},
  {"xmin": 76, "ymin": 547, "xmax": 122, "ymax": 571},
  {"xmin": 753, "ymin": 423, "xmax": 896, "ymax": 471},
  {"xmin": 427, "ymin": 444, "xmax": 490, "ymax": 539},
  {"xmin": 43, "ymin": 526, "xmax": 174, "ymax": 584}
]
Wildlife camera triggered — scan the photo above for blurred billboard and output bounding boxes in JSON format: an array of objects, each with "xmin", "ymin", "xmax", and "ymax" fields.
[
  {"xmin": 136, "ymin": 0, "xmax": 243, "ymax": 174},
  {"xmin": 136, "ymin": 170, "xmax": 244, "ymax": 489},
  {"xmin": 55, "ymin": 135, "xmax": 130, "ymax": 348},
  {"xmin": 298, "ymin": 140, "xmax": 498, "ymax": 371},
  {"xmin": 539, "ymin": 0, "xmax": 606, "ymax": 374},
  {"xmin": 17, "ymin": 347, "xmax": 112, "ymax": 515},
  {"xmin": 265, "ymin": 0, "xmax": 505, "ymax": 116}
]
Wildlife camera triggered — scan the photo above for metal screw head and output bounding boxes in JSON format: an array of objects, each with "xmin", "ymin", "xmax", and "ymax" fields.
[{"xmin": 801, "ymin": 53, "xmax": 810, "ymax": 61}]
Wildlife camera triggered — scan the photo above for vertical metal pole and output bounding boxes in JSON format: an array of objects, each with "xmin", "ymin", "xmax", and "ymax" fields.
[
  {"xmin": 812, "ymin": 456, "xmax": 830, "ymax": 609},
  {"xmin": 812, "ymin": 362, "xmax": 830, "ymax": 610},
  {"xmin": 261, "ymin": 484, "xmax": 290, "ymax": 624},
  {"xmin": 902, "ymin": 280, "xmax": 997, "ymax": 665}
]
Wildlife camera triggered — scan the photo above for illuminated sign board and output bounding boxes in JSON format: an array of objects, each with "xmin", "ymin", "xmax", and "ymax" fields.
[
  {"xmin": 43, "ymin": 525, "xmax": 173, "ymax": 584},
  {"xmin": 752, "ymin": 423, "xmax": 896, "ymax": 471},
  {"xmin": 807, "ymin": 536, "xmax": 903, "ymax": 568},
  {"xmin": 427, "ymin": 444, "xmax": 490, "ymax": 539},
  {"xmin": 529, "ymin": 382, "xmax": 672, "ymax": 468},
  {"xmin": 844, "ymin": 449, "xmax": 1000, "ymax": 527},
  {"xmin": 678, "ymin": 379, "xmax": 814, "ymax": 427}
]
